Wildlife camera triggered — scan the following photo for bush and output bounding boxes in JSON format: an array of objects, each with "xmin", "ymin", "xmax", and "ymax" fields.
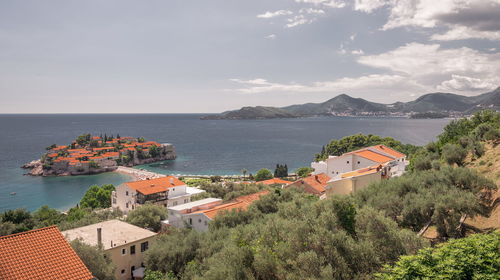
[
  {"xmin": 295, "ymin": 166, "xmax": 314, "ymax": 177},
  {"xmin": 126, "ymin": 203, "xmax": 167, "ymax": 232},
  {"xmin": 254, "ymin": 169, "xmax": 273, "ymax": 182},
  {"xmin": 378, "ymin": 232, "xmax": 500, "ymax": 280},
  {"xmin": 70, "ymin": 239, "xmax": 115, "ymax": 280},
  {"xmin": 79, "ymin": 184, "xmax": 115, "ymax": 209},
  {"xmin": 442, "ymin": 143, "xmax": 467, "ymax": 166}
]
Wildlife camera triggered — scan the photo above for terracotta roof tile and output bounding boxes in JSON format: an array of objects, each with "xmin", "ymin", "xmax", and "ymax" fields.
[
  {"xmin": 0, "ymin": 226, "xmax": 93, "ymax": 280},
  {"xmin": 193, "ymin": 190, "xmax": 269, "ymax": 219},
  {"xmin": 125, "ymin": 176, "xmax": 186, "ymax": 195},
  {"xmin": 354, "ymin": 150, "xmax": 394, "ymax": 164},
  {"xmin": 258, "ymin": 178, "xmax": 292, "ymax": 185},
  {"xmin": 288, "ymin": 173, "xmax": 331, "ymax": 195},
  {"xmin": 371, "ymin": 145, "xmax": 405, "ymax": 158}
]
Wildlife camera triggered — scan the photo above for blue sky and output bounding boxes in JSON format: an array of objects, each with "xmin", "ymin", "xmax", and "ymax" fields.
[{"xmin": 1, "ymin": 0, "xmax": 499, "ymax": 113}]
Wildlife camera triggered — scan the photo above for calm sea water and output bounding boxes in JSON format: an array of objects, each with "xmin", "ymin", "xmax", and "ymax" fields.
[{"xmin": 0, "ymin": 114, "xmax": 450, "ymax": 212}]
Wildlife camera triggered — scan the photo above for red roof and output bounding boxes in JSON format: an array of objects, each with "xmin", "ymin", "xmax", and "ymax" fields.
[
  {"xmin": 0, "ymin": 226, "xmax": 93, "ymax": 280},
  {"xmin": 354, "ymin": 150, "xmax": 394, "ymax": 163},
  {"xmin": 288, "ymin": 173, "xmax": 331, "ymax": 195},
  {"xmin": 371, "ymin": 145, "xmax": 405, "ymax": 158},
  {"xmin": 258, "ymin": 178, "xmax": 292, "ymax": 185},
  {"xmin": 194, "ymin": 190, "xmax": 269, "ymax": 219},
  {"xmin": 125, "ymin": 176, "xmax": 186, "ymax": 195}
]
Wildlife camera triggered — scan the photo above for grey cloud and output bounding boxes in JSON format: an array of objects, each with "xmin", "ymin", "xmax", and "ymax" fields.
[{"xmin": 436, "ymin": 3, "xmax": 500, "ymax": 32}]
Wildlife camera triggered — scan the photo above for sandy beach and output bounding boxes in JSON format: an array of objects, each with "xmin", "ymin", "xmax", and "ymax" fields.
[{"xmin": 114, "ymin": 166, "xmax": 166, "ymax": 181}]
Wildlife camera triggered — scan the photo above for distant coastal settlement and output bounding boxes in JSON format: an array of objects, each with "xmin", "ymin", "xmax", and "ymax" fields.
[{"xmin": 22, "ymin": 134, "xmax": 176, "ymax": 176}]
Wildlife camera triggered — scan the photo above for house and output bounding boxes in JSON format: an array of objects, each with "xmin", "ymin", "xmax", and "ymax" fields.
[
  {"xmin": 285, "ymin": 173, "xmax": 331, "ymax": 198},
  {"xmin": 164, "ymin": 198, "xmax": 224, "ymax": 230},
  {"xmin": 311, "ymin": 144, "xmax": 407, "ymax": 178},
  {"xmin": 112, "ymin": 176, "xmax": 205, "ymax": 213},
  {"xmin": 62, "ymin": 220, "xmax": 157, "ymax": 280},
  {"xmin": 166, "ymin": 190, "xmax": 269, "ymax": 232},
  {"xmin": 0, "ymin": 226, "xmax": 93, "ymax": 280},
  {"xmin": 258, "ymin": 178, "xmax": 293, "ymax": 187},
  {"xmin": 311, "ymin": 145, "xmax": 407, "ymax": 196}
]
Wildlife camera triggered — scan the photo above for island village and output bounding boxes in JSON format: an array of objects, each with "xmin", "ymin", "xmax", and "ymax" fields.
[{"xmin": 3, "ymin": 141, "xmax": 410, "ymax": 280}]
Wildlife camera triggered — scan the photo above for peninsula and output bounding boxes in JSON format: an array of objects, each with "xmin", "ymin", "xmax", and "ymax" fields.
[{"xmin": 22, "ymin": 134, "xmax": 176, "ymax": 176}]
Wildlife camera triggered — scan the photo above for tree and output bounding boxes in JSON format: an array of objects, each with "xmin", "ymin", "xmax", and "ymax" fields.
[
  {"xmin": 442, "ymin": 143, "xmax": 467, "ymax": 166},
  {"xmin": 126, "ymin": 203, "xmax": 167, "ymax": 232},
  {"xmin": 378, "ymin": 231, "xmax": 500, "ymax": 280},
  {"xmin": 149, "ymin": 145, "xmax": 160, "ymax": 158},
  {"xmin": 274, "ymin": 164, "xmax": 288, "ymax": 178},
  {"xmin": 80, "ymin": 184, "xmax": 115, "ymax": 209},
  {"xmin": 295, "ymin": 167, "xmax": 314, "ymax": 177},
  {"xmin": 45, "ymin": 144, "xmax": 57, "ymax": 150},
  {"xmin": 0, "ymin": 208, "xmax": 34, "ymax": 234},
  {"xmin": 138, "ymin": 137, "xmax": 146, "ymax": 143},
  {"xmin": 32, "ymin": 205, "xmax": 65, "ymax": 227},
  {"xmin": 144, "ymin": 270, "xmax": 174, "ymax": 280},
  {"xmin": 70, "ymin": 239, "xmax": 115, "ymax": 280},
  {"xmin": 254, "ymin": 168, "xmax": 273, "ymax": 182},
  {"xmin": 241, "ymin": 169, "xmax": 248, "ymax": 180}
]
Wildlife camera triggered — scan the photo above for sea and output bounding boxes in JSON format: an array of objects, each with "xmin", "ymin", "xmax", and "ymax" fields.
[{"xmin": 0, "ymin": 114, "xmax": 450, "ymax": 212}]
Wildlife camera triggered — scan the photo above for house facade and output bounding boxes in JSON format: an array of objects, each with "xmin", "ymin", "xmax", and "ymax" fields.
[
  {"xmin": 62, "ymin": 220, "xmax": 157, "ymax": 280},
  {"xmin": 112, "ymin": 176, "xmax": 205, "ymax": 213},
  {"xmin": 311, "ymin": 145, "xmax": 408, "ymax": 196}
]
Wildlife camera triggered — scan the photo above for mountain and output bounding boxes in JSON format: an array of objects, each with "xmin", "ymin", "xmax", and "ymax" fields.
[
  {"xmin": 200, "ymin": 106, "xmax": 299, "ymax": 120},
  {"xmin": 202, "ymin": 87, "xmax": 500, "ymax": 119}
]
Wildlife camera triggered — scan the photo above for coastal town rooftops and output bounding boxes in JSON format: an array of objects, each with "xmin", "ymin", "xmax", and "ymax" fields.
[
  {"xmin": 168, "ymin": 198, "xmax": 223, "ymax": 211},
  {"xmin": 0, "ymin": 226, "xmax": 93, "ymax": 280},
  {"xmin": 353, "ymin": 150, "xmax": 394, "ymax": 164},
  {"xmin": 258, "ymin": 178, "xmax": 293, "ymax": 185},
  {"xmin": 288, "ymin": 173, "xmax": 331, "ymax": 195},
  {"xmin": 62, "ymin": 220, "xmax": 156, "ymax": 250},
  {"xmin": 125, "ymin": 176, "xmax": 186, "ymax": 195}
]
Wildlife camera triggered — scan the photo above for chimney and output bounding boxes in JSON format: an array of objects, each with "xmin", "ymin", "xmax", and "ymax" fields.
[
  {"xmin": 169, "ymin": 178, "xmax": 174, "ymax": 184},
  {"xmin": 97, "ymin": 228, "xmax": 102, "ymax": 248},
  {"xmin": 150, "ymin": 184, "xmax": 155, "ymax": 187}
]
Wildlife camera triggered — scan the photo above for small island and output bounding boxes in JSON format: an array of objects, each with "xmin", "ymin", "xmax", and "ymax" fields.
[{"xmin": 22, "ymin": 134, "xmax": 176, "ymax": 176}]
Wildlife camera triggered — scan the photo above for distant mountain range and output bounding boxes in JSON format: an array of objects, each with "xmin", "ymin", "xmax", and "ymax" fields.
[{"xmin": 201, "ymin": 87, "xmax": 500, "ymax": 120}]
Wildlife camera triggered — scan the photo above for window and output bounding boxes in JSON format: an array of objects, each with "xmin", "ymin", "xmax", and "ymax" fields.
[
  {"xmin": 184, "ymin": 199, "xmax": 188, "ymax": 203},
  {"xmin": 357, "ymin": 161, "xmax": 360, "ymax": 164},
  {"xmin": 198, "ymin": 219, "xmax": 201, "ymax": 223},
  {"xmin": 121, "ymin": 248, "xmax": 126, "ymax": 255},
  {"xmin": 121, "ymin": 269, "xmax": 126, "ymax": 274},
  {"xmin": 347, "ymin": 161, "xmax": 350, "ymax": 164},
  {"xmin": 173, "ymin": 201, "xmax": 178, "ymax": 206},
  {"xmin": 130, "ymin": 245, "xmax": 136, "ymax": 255},
  {"xmin": 189, "ymin": 218, "xmax": 192, "ymax": 225},
  {"xmin": 131, "ymin": 266, "xmax": 135, "ymax": 277},
  {"xmin": 112, "ymin": 198, "xmax": 116, "ymax": 204},
  {"xmin": 141, "ymin": 242, "xmax": 149, "ymax": 252},
  {"xmin": 126, "ymin": 203, "xmax": 129, "ymax": 209},
  {"xmin": 204, "ymin": 221, "xmax": 208, "ymax": 226},
  {"xmin": 126, "ymin": 191, "xmax": 129, "ymax": 196}
]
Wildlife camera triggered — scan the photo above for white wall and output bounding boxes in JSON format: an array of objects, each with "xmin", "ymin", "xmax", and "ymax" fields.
[{"xmin": 112, "ymin": 184, "xmax": 137, "ymax": 214}]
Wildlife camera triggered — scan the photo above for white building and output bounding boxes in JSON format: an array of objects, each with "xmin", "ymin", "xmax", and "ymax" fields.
[
  {"xmin": 62, "ymin": 220, "xmax": 157, "ymax": 280},
  {"xmin": 164, "ymin": 191, "xmax": 269, "ymax": 232},
  {"xmin": 312, "ymin": 145, "xmax": 408, "ymax": 196},
  {"xmin": 112, "ymin": 176, "xmax": 205, "ymax": 213}
]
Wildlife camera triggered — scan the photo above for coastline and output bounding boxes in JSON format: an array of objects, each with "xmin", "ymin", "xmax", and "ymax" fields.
[{"xmin": 114, "ymin": 166, "xmax": 166, "ymax": 181}]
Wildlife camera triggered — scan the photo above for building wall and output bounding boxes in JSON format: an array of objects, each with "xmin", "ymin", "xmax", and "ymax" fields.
[
  {"xmin": 326, "ymin": 179, "xmax": 353, "ymax": 196},
  {"xmin": 326, "ymin": 171, "xmax": 382, "ymax": 196},
  {"xmin": 107, "ymin": 235, "xmax": 156, "ymax": 280},
  {"xmin": 171, "ymin": 213, "xmax": 211, "ymax": 231},
  {"xmin": 352, "ymin": 172, "xmax": 382, "ymax": 193},
  {"xmin": 112, "ymin": 184, "xmax": 137, "ymax": 214}
]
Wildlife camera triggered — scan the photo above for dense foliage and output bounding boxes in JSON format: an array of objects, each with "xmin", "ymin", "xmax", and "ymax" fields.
[
  {"xmin": 295, "ymin": 166, "xmax": 314, "ymax": 178},
  {"xmin": 126, "ymin": 203, "xmax": 168, "ymax": 232},
  {"xmin": 190, "ymin": 182, "xmax": 268, "ymax": 202},
  {"xmin": 70, "ymin": 239, "xmax": 116, "ymax": 280},
  {"xmin": 254, "ymin": 168, "xmax": 273, "ymax": 181},
  {"xmin": 273, "ymin": 164, "xmax": 288, "ymax": 178},
  {"xmin": 354, "ymin": 166, "xmax": 496, "ymax": 238},
  {"xmin": 79, "ymin": 184, "xmax": 115, "ymax": 209},
  {"xmin": 145, "ymin": 189, "xmax": 429, "ymax": 279},
  {"xmin": 315, "ymin": 134, "xmax": 419, "ymax": 161},
  {"xmin": 378, "ymin": 231, "xmax": 500, "ymax": 280}
]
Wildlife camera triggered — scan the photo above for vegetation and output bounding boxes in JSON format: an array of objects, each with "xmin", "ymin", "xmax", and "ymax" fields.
[
  {"xmin": 295, "ymin": 166, "xmax": 314, "ymax": 177},
  {"xmin": 193, "ymin": 181, "xmax": 268, "ymax": 202},
  {"xmin": 315, "ymin": 134, "xmax": 419, "ymax": 162},
  {"xmin": 273, "ymin": 164, "xmax": 288, "ymax": 178},
  {"xmin": 79, "ymin": 184, "xmax": 115, "ymax": 209},
  {"xmin": 355, "ymin": 166, "xmax": 496, "ymax": 238},
  {"xmin": 254, "ymin": 168, "xmax": 273, "ymax": 181},
  {"xmin": 126, "ymin": 203, "xmax": 168, "ymax": 232},
  {"xmin": 378, "ymin": 231, "xmax": 500, "ymax": 280},
  {"xmin": 410, "ymin": 112, "xmax": 448, "ymax": 119},
  {"xmin": 145, "ymin": 190, "xmax": 428, "ymax": 279},
  {"xmin": 70, "ymin": 239, "xmax": 116, "ymax": 280}
]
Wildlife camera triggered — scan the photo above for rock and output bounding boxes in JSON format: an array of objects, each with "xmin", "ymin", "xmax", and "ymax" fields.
[{"xmin": 22, "ymin": 159, "xmax": 41, "ymax": 169}]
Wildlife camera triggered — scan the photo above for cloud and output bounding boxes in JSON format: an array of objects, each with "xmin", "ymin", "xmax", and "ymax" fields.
[
  {"xmin": 299, "ymin": 8, "xmax": 326, "ymax": 14},
  {"xmin": 355, "ymin": 0, "xmax": 500, "ymax": 41},
  {"xmin": 257, "ymin": 10, "xmax": 293, "ymax": 19},
  {"xmin": 230, "ymin": 43, "xmax": 500, "ymax": 97},
  {"xmin": 265, "ymin": 34, "xmax": 277, "ymax": 39},
  {"xmin": 295, "ymin": 0, "xmax": 346, "ymax": 8},
  {"xmin": 286, "ymin": 15, "xmax": 315, "ymax": 28},
  {"xmin": 437, "ymin": 75, "xmax": 498, "ymax": 91}
]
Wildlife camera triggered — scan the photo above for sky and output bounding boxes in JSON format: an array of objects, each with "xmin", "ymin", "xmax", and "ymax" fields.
[{"xmin": 0, "ymin": 0, "xmax": 499, "ymax": 113}]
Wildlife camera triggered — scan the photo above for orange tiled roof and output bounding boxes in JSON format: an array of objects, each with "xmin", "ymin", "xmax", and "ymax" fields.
[
  {"xmin": 341, "ymin": 165, "xmax": 381, "ymax": 178},
  {"xmin": 0, "ymin": 226, "xmax": 93, "ymax": 280},
  {"xmin": 125, "ymin": 176, "xmax": 186, "ymax": 195},
  {"xmin": 289, "ymin": 173, "xmax": 331, "ymax": 195},
  {"xmin": 371, "ymin": 145, "xmax": 405, "ymax": 158},
  {"xmin": 258, "ymin": 178, "xmax": 292, "ymax": 185},
  {"xmin": 193, "ymin": 190, "xmax": 269, "ymax": 219},
  {"xmin": 354, "ymin": 150, "xmax": 394, "ymax": 164}
]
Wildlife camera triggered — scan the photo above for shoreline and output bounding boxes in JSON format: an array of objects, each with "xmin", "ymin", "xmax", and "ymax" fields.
[{"xmin": 114, "ymin": 166, "xmax": 166, "ymax": 181}]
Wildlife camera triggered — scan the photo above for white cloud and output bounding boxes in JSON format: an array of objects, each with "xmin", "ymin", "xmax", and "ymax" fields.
[
  {"xmin": 230, "ymin": 43, "xmax": 500, "ymax": 98},
  {"xmin": 354, "ymin": 0, "xmax": 389, "ymax": 13},
  {"xmin": 257, "ymin": 10, "xmax": 293, "ymax": 19},
  {"xmin": 437, "ymin": 75, "xmax": 497, "ymax": 91},
  {"xmin": 431, "ymin": 26, "xmax": 500, "ymax": 41},
  {"xmin": 265, "ymin": 34, "xmax": 277, "ymax": 39},
  {"xmin": 299, "ymin": 8, "xmax": 326, "ymax": 14},
  {"xmin": 286, "ymin": 15, "xmax": 315, "ymax": 28},
  {"xmin": 296, "ymin": 0, "xmax": 346, "ymax": 8}
]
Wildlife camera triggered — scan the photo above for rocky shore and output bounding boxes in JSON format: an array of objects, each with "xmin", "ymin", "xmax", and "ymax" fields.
[{"xmin": 21, "ymin": 160, "xmax": 44, "ymax": 176}]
